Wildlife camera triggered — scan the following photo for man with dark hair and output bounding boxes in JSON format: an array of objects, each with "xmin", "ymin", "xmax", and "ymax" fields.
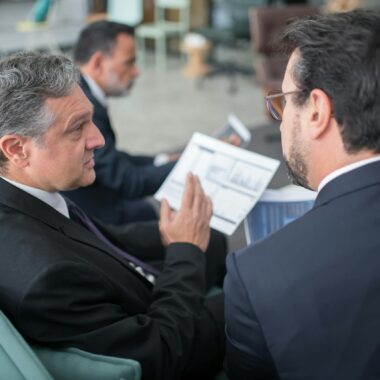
[
  {"xmin": 224, "ymin": 10, "xmax": 380, "ymax": 379},
  {"xmin": 0, "ymin": 52, "xmax": 225, "ymax": 380},
  {"xmin": 64, "ymin": 21, "xmax": 176, "ymax": 225}
]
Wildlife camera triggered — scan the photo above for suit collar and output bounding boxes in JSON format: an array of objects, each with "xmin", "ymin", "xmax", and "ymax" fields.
[
  {"xmin": 0, "ymin": 177, "xmax": 68, "ymax": 230},
  {"xmin": 0, "ymin": 178, "xmax": 144, "ymax": 276},
  {"xmin": 80, "ymin": 74, "xmax": 108, "ymax": 114},
  {"xmin": 81, "ymin": 73, "xmax": 108, "ymax": 108},
  {"xmin": 315, "ymin": 160, "xmax": 380, "ymax": 208}
]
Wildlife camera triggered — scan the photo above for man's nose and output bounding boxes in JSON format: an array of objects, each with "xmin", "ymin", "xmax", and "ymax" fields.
[
  {"xmin": 133, "ymin": 64, "xmax": 140, "ymax": 77},
  {"xmin": 88, "ymin": 122, "xmax": 105, "ymax": 150}
]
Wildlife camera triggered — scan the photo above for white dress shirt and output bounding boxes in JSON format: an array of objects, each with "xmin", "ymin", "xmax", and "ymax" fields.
[
  {"xmin": 0, "ymin": 177, "xmax": 69, "ymax": 218},
  {"xmin": 318, "ymin": 156, "xmax": 380, "ymax": 192}
]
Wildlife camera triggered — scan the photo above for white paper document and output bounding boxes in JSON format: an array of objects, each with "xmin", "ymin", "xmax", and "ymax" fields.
[
  {"xmin": 154, "ymin": 133, "xmax": 280, "ymax": 235},
  {"xmin": 244, "ymin": 185, "xmax": 317, "ymax": 245}
]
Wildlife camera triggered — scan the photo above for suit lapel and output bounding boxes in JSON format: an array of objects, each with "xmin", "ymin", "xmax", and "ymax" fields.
[
  {"xmin": 80, "ymin": 75, "xmax": 109, "ymax": 120},
  {"xmin": 0, "ymin": 179, "xmax": 146, "ymax": 276},
  {"xmin": 80, "ymin": 74, "xmax": 116, "ymax": 142}
]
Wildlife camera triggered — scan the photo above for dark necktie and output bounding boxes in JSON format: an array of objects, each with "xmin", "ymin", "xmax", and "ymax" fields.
[{"xmin": 66, "ymin": 201, "xmax": 159, "ymax": 283}]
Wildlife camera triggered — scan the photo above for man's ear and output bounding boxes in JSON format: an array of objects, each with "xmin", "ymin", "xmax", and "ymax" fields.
[
  {"xmin": 0, "ymin": 135, "xmax": 30, "ymax": 168},
  {"xmin": 88, "ymin": 51, "xmax": 108, "ymax": 75},
  {"xmin": 307, "ymin": 88, "xmax": 333, "ymax": 140}
]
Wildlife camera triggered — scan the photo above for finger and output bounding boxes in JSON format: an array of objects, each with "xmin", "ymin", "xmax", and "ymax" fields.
[
  {"xmin": 160, "ymin": 198, "xmax": 171, "ymax": 223},
  {"xmin": 192, "ymin": 176, "xmax": 204, "ymax": 211},
  {"xmin": 206, "ymin": 196, "xmax": 213, "ymax": 220},
  {"xmin": 181, "ymin": 172, "xmax": 195, "ymax": 210}
]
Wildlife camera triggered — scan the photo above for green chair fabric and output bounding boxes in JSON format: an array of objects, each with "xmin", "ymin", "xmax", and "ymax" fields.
[
  {"xmin": 33, "ymin": 346, "xmax": 141, "ymax": 380},
  {"xmin": 0, "ymin": 311, "xmax": 53, "ymax": 380},
  {"xmin": 0, "ymin": 310, "xmax": 141, "ymax": 380}
]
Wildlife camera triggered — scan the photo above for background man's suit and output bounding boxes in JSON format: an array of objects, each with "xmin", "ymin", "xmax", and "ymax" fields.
[
  {"xmin": 64, "ymin": 76, "xmax": 176, "ymax": 225},
  {"xmin": 0, "ymin": 178, "xmax": 225, "ymax": 380},
  {"xmin": 224, "ymin": 161, "xmax": 380, "ymax": 380}
]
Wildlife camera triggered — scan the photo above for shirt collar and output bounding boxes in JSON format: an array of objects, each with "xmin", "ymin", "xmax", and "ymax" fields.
[
  {"xmin": 318, "ymin": 156, "xmax": 380, "ymax": 192},
  {"xmin": 0, "ymin": 177, "xmax": 69, "ymax": 218},
  {"xmin": 82, "ymin": 73, "xmax": 108, "ymax": 108}
]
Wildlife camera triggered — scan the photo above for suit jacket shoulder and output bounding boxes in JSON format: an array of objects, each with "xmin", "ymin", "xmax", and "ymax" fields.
[{"xmin": 225, "ymin": 161, "xmax": 380, "ymax": 380}]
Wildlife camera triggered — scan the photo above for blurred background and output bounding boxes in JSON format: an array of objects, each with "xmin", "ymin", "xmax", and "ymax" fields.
[{"xmin": 2, "ymin": 0, "xmax": 375, "ymax": 157}]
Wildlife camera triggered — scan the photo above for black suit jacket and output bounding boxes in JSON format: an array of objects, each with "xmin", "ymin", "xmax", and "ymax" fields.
[
  {"xmin": 224, "ymin": 160, "xmax": 380, "ymax": 380},
  {"xmin": 63, "ymin": 76, "xmax": 175, "ymax": 224},
  {"xmin": 0, "ymin": 178, "xmax": 213, "ymax": 380}
]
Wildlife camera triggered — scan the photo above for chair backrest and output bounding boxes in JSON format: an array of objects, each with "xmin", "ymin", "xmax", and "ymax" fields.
[
  {"xmin": 108, "ymin": 0, "xmax": 143, "ymax": 26},
  {"xmin": 250, "ymin": 5, "xmax": 320, "ymax": 55},
  {"xmin": 227, "ymin": 0, "xmax": 271, "ymax": 40},
  {"xmin": 250, "ymin": 5, "xmax": 320, "ymax": 88},
  {"xmin": 245, "ymin": 186, "xmax": 316, "ymax": 245},
  {"xmin": 0, "ymin": 311, "xmax": 54, "ymax": 380},
  {"xmin": 155, "ymin": 0, "xmax": 190, "ymax": 31},
  {"xmin": 0, "ymin": 310, "xmax": 141, "ymax": 380}
]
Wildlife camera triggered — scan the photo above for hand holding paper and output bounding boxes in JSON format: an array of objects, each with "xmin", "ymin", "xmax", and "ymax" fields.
[
  {"xmin": 155, "ymin": 133, "xmax": 280, "ymax": 235},
  {"xmin": 159, "ymin": 173, "xmax": 212, "ymax": 252}
]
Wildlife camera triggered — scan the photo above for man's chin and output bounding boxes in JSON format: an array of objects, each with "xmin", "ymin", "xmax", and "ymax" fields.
[
  {"xmin": 107, "ymin": 82, "xmax": 134, "ymax": 98},
  {"xmin": 284, "ymin": 158, "xmax": 311, "ymax": 190},
  {"xmin": 64, "ymin": 174, "xmax": 96, "ymax": 191},
  {"xmin": 109, "ymin": 88, "xmax": 131, "ymax": 98}
]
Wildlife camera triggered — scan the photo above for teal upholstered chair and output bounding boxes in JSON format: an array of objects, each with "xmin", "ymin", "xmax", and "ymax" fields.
[
  {"xmin": 0, "ymin": 310, "xmax": 141, "ymax": 380},
  {"xmin": 32, "ymin": 0, "xmax": 51, "ymax": 23}
]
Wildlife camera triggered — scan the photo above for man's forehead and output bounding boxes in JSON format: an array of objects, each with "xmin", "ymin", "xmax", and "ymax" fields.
[
  {"xmin": 115, "ymin": 33, "xmax": 135, "ymax": 49},
  {"xmin": 45, "ymin": 85, "xmax": 93, "ymax": 119},
  {"xmin": 282, "ymin": 49, "xmax": 300, "ymax": 91}
]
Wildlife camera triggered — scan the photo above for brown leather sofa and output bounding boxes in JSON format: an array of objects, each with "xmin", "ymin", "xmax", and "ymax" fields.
[{"xmin": 250, "ymin": 5, "xmax": 321, "ymax": 96}]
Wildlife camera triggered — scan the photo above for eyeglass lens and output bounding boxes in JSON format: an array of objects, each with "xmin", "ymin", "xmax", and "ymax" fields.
[{"xmin": 266, "ymin": 92, "xmax": 287, "ymax": 121}]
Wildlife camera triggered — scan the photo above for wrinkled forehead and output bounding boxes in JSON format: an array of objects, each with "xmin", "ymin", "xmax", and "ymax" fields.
[{"xmin": 43, "ymin": 85, "xmax": 93, "ymax": 125}]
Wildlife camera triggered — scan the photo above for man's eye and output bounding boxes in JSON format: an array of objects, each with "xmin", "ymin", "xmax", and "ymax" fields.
[
  {"xmin": 73, "ymin": 124, "xmax": 84, "ymax": 133},
  {"xmin": 125, "ymin": 59, "xmax": 136, "ymax": 67}
]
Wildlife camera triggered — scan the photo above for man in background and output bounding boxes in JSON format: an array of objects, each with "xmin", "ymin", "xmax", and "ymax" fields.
[
  {"xmin": 224, "ymin": 10, "xmax": 380, "ymax": 379},
  {"xmin": 64, "ymin": 21, "xmax": 176, "ymax": 225}
]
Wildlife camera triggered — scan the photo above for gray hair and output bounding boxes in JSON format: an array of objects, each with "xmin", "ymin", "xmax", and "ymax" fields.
[{"xmin": 0, "ymin": 52, "xmax": 79, "ymax": 170}]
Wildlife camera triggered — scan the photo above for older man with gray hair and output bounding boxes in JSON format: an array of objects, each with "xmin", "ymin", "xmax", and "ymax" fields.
[{"xmin": 0, "ymin": 52, "xmax": 226, "ymax": 380}]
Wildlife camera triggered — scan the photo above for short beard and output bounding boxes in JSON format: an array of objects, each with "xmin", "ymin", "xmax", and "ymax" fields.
[
  {"xmin": 283, "ymin": 116, "xmax": 312, "ymax": 190},
  {"xmin": 284, "ymin": 156, "xmax": 311, "ymax": 190},
  {"xmin": 104, "ymin": 71, "xmax": 135, "ymax": 97}
]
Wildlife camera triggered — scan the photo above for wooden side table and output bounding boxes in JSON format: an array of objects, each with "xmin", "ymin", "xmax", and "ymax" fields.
[{"xmin": 181, "ymin": 41, "xmax": 211, "ymax": 78}]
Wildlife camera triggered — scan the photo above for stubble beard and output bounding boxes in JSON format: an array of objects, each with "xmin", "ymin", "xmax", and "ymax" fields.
[{"xmin": 283, "ymin": 117, "xmax": 312, "ymax": 190}]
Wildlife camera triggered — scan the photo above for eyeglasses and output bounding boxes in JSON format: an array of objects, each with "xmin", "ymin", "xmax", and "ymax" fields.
[{"xmin": 265, "ymin": 90, "xmax": 302, "ymax": 121}]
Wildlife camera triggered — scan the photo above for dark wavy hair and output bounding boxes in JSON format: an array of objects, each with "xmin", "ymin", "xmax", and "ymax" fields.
[{"xmin": 281, "ymin": 10, "xmax": 380, "ymax": 153}]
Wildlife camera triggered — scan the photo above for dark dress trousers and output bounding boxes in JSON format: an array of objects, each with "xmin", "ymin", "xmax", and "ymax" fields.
[
  {"xmin": 63, "ymin": 76, "xmax": 176, "ymax": 225},
  {"xmin": 224, "ymin": 160, "xmax": 380, "ymax": 380},
  {"xmin": 0, "ymin": 178, "xmax": 225, "ymax": 380}
]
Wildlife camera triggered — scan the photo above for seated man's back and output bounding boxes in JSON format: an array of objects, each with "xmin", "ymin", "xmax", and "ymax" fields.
[{"xmin": 224, "ymin": 10, "xmax": 380, "ymax": 380}]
